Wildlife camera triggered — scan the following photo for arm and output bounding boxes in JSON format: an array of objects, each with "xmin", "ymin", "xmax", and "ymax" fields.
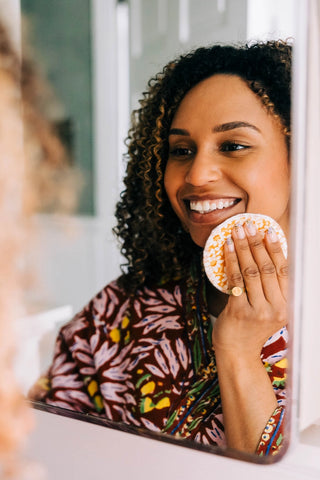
[
  {"xmin": 212, "ymin": 221, "xmax": 288, "ymax": 453},
  {"xmin": 214, "ymin": 349, "xmax": 278, "ymax": 453}
]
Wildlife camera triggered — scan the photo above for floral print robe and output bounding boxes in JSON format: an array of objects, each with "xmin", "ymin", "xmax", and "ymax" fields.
[{"xmin": 34, "ymin": 263, "xmax": 287, "ymax": 456}]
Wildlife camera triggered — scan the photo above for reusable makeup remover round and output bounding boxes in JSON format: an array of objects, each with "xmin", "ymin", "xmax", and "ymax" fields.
[{"xmin": 203, "ymin": 213, "xmax": 288, "ymax": 293}]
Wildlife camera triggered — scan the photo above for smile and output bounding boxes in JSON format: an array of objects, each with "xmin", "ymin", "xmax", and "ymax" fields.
[{"xmin": 189, "ymin": 199, "xmax": 239, "ymax": 214}]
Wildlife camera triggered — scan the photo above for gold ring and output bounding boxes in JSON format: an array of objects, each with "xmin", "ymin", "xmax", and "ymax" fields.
[{"xmin": 227, "ymin": 286, "xmax": 245, "ymax": 297}]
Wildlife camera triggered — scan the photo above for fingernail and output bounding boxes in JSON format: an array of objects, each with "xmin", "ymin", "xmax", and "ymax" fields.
[
  {"xmin": 226, "ymin": 235, "xmax": 234, "ymax": 252},
  {"xmin": 234, "ymin": 223, "xmax": 245, "ymax": 239},
  {"xmin": 267, "ymin": 226, "xmax": 278, "ymax": 242},
  {"xmin": 245, "ymin": 220, "xmax": 256, "ymax": 236}
]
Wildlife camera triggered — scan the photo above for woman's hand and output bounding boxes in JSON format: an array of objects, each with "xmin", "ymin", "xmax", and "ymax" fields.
[
  {"xmin": 211, "ymin": 220, "xmax": 288, "ymax": 453},
  {"xmin": 212, "ymin": 220, "xmax": 288, "ymax": 359}
]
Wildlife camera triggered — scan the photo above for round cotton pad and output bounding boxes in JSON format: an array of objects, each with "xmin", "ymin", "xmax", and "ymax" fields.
[{"xmin": 203, "ymin": 213, "xmax": 288, "ymax": 293}]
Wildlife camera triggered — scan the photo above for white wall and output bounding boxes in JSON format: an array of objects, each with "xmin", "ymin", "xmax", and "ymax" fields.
[
  {"xmin": 0, "ymin": 0, "xmax": 20, "ymax": 52},
  {"xmin": 26, "ymin": 0, "xmax": 122, "ymax": 316},
  {"xmin": 129, "ymin": 0, "xmax": 248, "ymax": 110},
  {"xmin": 247, "ymin": 0, "xmax": 295, "ymax": 41},
  {"xmin": 296, "ymin": 0, "xmax": 320, "ymax": 431}
]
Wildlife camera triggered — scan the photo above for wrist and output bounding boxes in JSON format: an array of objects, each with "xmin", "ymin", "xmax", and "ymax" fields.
[{"xmin": 213, "ymin": 346, "xmax": 262, "ymax": 366}]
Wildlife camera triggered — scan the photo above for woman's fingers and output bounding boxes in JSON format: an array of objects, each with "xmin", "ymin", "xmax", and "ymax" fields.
[
  {"xmin": 224, "ymin": 231, "xmax": 253, "ymax": 306},
  {"xmin": 230, "ymin": 223, "xmax": 265, "ymax": 305},
  {"xmin": 224, "ymin": 221, "xmax": 288, "ymax": 307},
  {"xmin": 230, "ymin": 221, "xmax": 287, "ymax": 304},
  {"xmin": 242, "ymin": 221, "xmax": 286, "ymax": 305},
  {"xmin": 264, "ymin": 227, "xmax": 288, "ymax": 300}
]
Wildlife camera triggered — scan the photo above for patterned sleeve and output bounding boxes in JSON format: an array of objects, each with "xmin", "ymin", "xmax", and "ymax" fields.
[
  {"xmin": 30, "ymin": 309, "xmax": 100, "ymax": 414},
  {"xmin": 29, "ymin": 280, "xmax": 127, "ymax": 416},
  {"xmin": 256, "ymin": 326, "xmax": 287, "ymax": 456}
]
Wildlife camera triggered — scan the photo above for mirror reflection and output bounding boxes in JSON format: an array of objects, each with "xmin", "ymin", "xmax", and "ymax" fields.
[{"xmin": 17, "ymin": 0, "xmax": 295, "ymax": 461}]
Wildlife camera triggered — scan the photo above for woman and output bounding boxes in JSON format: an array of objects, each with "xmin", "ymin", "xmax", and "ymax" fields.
[{"xmin": 32, "ymin": 40, "xmax": 290, "ymax": 456}]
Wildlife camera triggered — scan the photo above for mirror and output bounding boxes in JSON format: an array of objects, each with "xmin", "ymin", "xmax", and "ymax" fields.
[{"xmin": 14, "ymin": 0, "xmax": 296, "ymax": 463}]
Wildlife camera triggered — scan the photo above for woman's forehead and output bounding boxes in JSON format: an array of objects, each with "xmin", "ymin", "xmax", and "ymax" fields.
[
  {"xmin": 178, "ymin": 74, "xmax": 253, "ymax": 104},
  {"xmin": 169, "ymin": 74, "xmax": 287, "ymax": 144},
  {"xmin": 171, "ymin": 75, "xmax": 266, "ymax": 123}
]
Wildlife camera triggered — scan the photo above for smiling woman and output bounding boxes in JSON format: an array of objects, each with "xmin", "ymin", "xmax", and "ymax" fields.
[
  {"xmin": 165, "ymin": 74, "xmax": 290, "ymax": 248},
  {"xmin": 30, "ymin": 41, "xmax": 291, "ymax": 458}
]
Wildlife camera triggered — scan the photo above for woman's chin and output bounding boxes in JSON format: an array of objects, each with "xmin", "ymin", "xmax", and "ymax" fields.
[{"xmin": 189, "ymin": 229, "xmax": 212, "ymax": 249}]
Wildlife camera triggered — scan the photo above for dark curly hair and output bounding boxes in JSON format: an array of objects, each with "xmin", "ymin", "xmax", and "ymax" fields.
[{"xmin": 114, "ymin": 40, "xmax": 292, "ymax": 293}]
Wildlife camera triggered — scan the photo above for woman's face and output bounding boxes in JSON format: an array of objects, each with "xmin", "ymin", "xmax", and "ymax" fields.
[{"xmin": 164, "ymin": 74, "xmax": 290, "ymax": 248}]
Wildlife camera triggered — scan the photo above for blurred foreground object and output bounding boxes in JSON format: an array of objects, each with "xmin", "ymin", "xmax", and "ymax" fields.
[
  {"xmin": 0, "ymin": 18, "xmax": 34, "ymax": 478},
  {"xmin": 0, "ymin": 13, "xmax": 78, "ymax": 478}
]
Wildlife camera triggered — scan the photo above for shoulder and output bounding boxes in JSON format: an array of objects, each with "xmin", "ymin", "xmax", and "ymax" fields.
[
  {"xmin": 59, "ymin": 277, "xmax": 184, "ymax": 344},
  {"xmin": 134, "ymin": 280, "xmax": 184, "ymax": 307},
  {"xmin": 59, "ymin": 278, "xmax": 128, "ymax": 344}
]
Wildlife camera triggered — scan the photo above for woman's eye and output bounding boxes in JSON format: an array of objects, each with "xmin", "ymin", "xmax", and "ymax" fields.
[
  {"xmin": 169, "ymin": 147, "xmax": 194, "ymax": 157},
  {"xmin": 220, "ymin": 142, "xmax": 250, "ymax": 152}
]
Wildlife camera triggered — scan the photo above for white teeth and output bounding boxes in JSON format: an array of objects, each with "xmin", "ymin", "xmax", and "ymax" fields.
[
  {"xmin": 190, "ymin": 199, "xmax": 236, "ymax": 213},
  {"xmin": 203, "ymin": 201, "xmax": 210, "ymax": 212}
]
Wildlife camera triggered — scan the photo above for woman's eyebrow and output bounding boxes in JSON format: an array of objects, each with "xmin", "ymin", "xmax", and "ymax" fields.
[
  {"xmin": 212, "ymin": 121, "xmax": 261, "ymax": 133},
  {"xmin": 169, "ymin": 120, "xmax": 261, "ymax": 137},
  {"xmin": 169, "ymin": 128, "xmax": 190, "ymax": 136},
  {"xmin": 169, "ymin": 122, "xmax": 261, "ymax": 137}
]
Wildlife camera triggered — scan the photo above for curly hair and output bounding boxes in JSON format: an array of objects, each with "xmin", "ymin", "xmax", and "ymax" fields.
[{"xmin": 114, "ymin": 40, "xmax": 292, "ymax": 293}]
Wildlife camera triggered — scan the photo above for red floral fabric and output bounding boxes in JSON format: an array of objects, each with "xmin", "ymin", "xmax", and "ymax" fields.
[{"xmin": 33, "ymin": 265, "xmax": 287, "ymax": 455}]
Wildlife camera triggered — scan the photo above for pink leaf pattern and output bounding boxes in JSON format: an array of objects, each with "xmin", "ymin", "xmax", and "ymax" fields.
[
  {"xmin": 92, "ymin": 289, "xmax": 108, "ymax": 317},
  {"xmin": 124, "ymin": 393, "xmax": 137, "ymax": 405},
  {"xmin": 51, "ymin": 374, "xmax": 84, "ymax": 390},
  {"xmin": 53, "ymin": 361, "xmax": 78, "ymax": 376},
  {"xmin": 133, "ymin": 299, "xmax": 142, "ymax": 318},
  {"xmin": 72, "ymin": 335, "xmax": 91, "ymax": 354},
  {"xmin": 126, "ymin": 411, "xmax": 141, "ymax": 426},
  {"xmin": 79, "ymin": 367, "xmax": 96, "ymax": 375},
  {"xmin": 158, "ymin": 289, "xmax": 177, "ymax": 305},
  {"xmin": 100, "ymin": 382, "xmax": 128, "ymax": 403},
  {"xmin": 62, "ymin": 316, "xmax": 88, "ymax": 343},
  {"xmin": 145, "ymin": 363, "xmax": 166, "ymax": 378},
  {"xmin": 141, "ymin": 418, "xmax": 161, "ymax": 432},
  {"xmin": 37, "ymin": 271, "xmax": 287, "ymax": 455},
  {"xmin": 68, "ymin": 390, "xmax": 97, "ymax": 408},
  {"xmin": 154, "ymin": 348, "xmax": 170, "ymax": 374},
  {"xmin": 90, "ymin": 332, "xmax": 100, "ymax": 351},
  {"xmin": 127, "ymin": 352, "xmax": 150, "ymax": 371},
  {"xmin": 51, "ymin": 399, "xmax": 76, "ymax": 409},
  {"xmin": 102, "ymin": 369, "xmax": 130, "ymax": 382},
  {"xmin": 110, "ymin": 342, "xmax": 134, "ymax": 366},
  {"xmin": 176, "ymin": 338, "xmax": 189, "ymax": 370},
  {"xmin": 50, "ymin": 352, "xmax": 68, "ymax": 372},
  {"xmin": 111, "ymin": 298, "xmax": 130, "ymax": 329},
  {"xmin": 160, "ymin": 336, "xmax": 180, "ymax": 378},
  {"xmin": 75, "ymin": 352, "xmax": 94, "ymax": 365},
  {"xmin": 94, "ymin": 342, "xmax": 119, "ymax": 369}
]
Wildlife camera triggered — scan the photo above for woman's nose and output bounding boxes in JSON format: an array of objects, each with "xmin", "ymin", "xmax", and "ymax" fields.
[{"xmin": 185, "ymin": 153, "xmax": 223, "ymax": 186}]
